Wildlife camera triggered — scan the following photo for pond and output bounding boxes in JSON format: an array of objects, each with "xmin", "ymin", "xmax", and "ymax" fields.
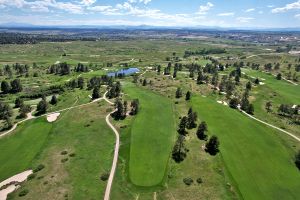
[{"xmin": 107, "ymin": 68, "xmax": 140, "ymax": 77}]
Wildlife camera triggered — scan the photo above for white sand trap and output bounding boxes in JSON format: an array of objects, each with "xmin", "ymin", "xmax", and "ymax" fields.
[
  {"xmin": 259, "ymin": 82, "xmax": 265, "ymax": 85},
  {"xmin": 54, "ymin": 61, "xmax": 60, "ymax": 64},
  {"xmin": 0, "ymin": 170, "xmax": 32, "ymax": 200},
  {"xmin": 47, "ymin": 113, "xmax": 60, "ymax": 122},
  {"xmin": 292, "ymin": 105, "xmax": 297, "ymax": 109},
  {"xmin": 217, "ymin": 100, "xmax": 228, "ymax": 106},
  {"xmin": 88, "ymin": 95, "xmax": 92, "ymax": 99}
]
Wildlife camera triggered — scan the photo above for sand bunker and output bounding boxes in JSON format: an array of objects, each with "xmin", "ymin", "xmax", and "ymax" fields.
[
  {"xmin": 47, "ymin": 113, "xmax": 60, "ymax": 122},
  {"xmin": 217, "ymin": 100, "xmax": 228, "ymax": 106},
  {"xmin": 0, "ymin": 170, "xmax": 32, "ymax": 200}
]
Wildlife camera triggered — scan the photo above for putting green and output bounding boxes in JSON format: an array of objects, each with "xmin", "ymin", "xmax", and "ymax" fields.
[
  {"xmin": 125, "ymin": 84, "xmax": 176, "ymax": 187},
  {"xmin": 191, "ymin": 95, "xmax": 300, "ymax": 200}
]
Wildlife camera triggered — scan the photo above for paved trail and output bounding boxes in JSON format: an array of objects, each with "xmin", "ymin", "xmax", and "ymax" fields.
[
  {"xmin": 103, "ymin": 92, "xmax": 120, "ymax": 200},
  {"xmin": 240, "ymin": 109, "xmax": 300, "ymax": 142}
]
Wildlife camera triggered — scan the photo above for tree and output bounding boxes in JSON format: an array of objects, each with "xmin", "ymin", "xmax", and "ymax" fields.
[
  {"xmin": 295, "ymin": 150, "xmax": 300, "ymax": 170},
  {"xmin": 196, "ymin": 121, "xmax": 208, "ymax": 140},
  {"xmin": 77, "ymin": 77, "xmax": 85, "ymax": 89},
  {"xmin": 19, "ymin": 104, "xmax": 31, "ymax": 118},
  {"xmin": 15, "ymin": 97, "xmax": 24, "ymax": 108},
  {"xmin": 50, "ymin": 95, "xmax": 58, "ymax": 105},
  {"xmin": 172, "ymin": 135, "xmax": 187, "ymax": 163},
  {"xmin": 92, "ymin": 87, "xmax": 100, "ymax": 99},
  {"xmin": 113, "ymin": 98, "xmax": 125, "ymax": 120},
  {"xmin": 187, "ymin": 108, "xmax": 197, "ymax": 129},
  {"xmin": 246, "ymin": 81, "xmax": 252, "ymax": 91},
  {"xmin": 205, "ymin": 135, "xmax": 220, "ymax": 155},
  {"xmin": 37, "ymin": 99, "xmax": 48, "ymax": 114},
  {"xmin": 240, "ymin": 91, "xmax": 250, "ymax": 111},
  {"xmin": 254, "ymin": 78, "xmax": 260, "ymax": 85},
  {"xmin": 1, "ymin": 81, "xmax": 10, "ymax": 94},
  {"xmin": 0, "ymin": 102, "xmax": 13, "ymax": 120},
  {"xmin": 178, "ymin": 116, "xmax": 188, "ymax": 135},
  {"xmin": 175, "ymin": 87, "xmax": 182, "ymax": 98},
  {"xmin": 247, "ymin": 104, "xmax": 254, "ymax": 115},
  {"xmin": 185, "ymin": 91, "xmax": 191, "ymax": 101},
  {"xmin": 10, "ymin": 79, "xmax": 22, "ymax": 93},
  {"xmin": 229, "ymin": 98, "xmax": 239, "ymax": 109},
  {"xmin": 142, "ymin": 79, "xmax": 147, "ymax": 86},
  {"xmin": 276, "ymin": 73, "xmax": 282, "ymax": 80},
  {"xmin": 265, "ymin": 101, "xmax": 272, "ymax": 112},
  {"xmin": 130, "ymin": 99, "xmax": 139, "ymax": 115}
]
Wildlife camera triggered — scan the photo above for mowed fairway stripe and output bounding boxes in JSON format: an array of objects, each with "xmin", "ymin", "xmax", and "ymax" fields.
[
  {"xmin": 125, "ymin": 85, "xmax": 175, "ymax": 186},
  {"xmin": 192, "ymin": 96, "xmax": 300, "ymax": 200}
]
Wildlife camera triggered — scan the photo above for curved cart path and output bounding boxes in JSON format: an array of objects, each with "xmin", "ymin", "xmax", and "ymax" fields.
[{"xmin": 103, "ymin": 92, "xmax": 120, "ymax": 200}]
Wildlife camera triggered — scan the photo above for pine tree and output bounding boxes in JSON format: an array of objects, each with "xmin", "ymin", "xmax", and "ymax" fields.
[
  {"xmin": 50, "ymin": 95, "xmax": 58, "ymax": 105},
  {"xmin": 205, "ymin": 135, "xmax": 220, "ymax": 155},
  {"xmin": 92, "ymin": 87, "xmax": 100, "ymax": 99},
  {"xmin": 196, "ymin": 121, "xmax": 208, "ymax": 140},
  {"xmin": 178, "ymin": 116, "xmax": 187, "ymax": 135},
  {"xmin": 15, "ymin": 97, "xmax": 24, "ymax": 108},
  {"xmin": 185, "ymin": 91, "xmax": 191, "ymax": 101},
  {"xmin": 175, "ymin": 87, "xmax": 182, "ymax": 98}
]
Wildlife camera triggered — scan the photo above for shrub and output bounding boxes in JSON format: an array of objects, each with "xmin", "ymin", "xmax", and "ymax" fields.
[
  {"xmin": 183, "ymin": 177, "xmax": 193, "ymax": 186},
  {"xmin": 18, "ymin": 189, "xmax": 29, "ymax": 197},
  {"xmin": 61, "ymin": 150, "xmax": 68, "ymax": 155},
  {"xmin": 196, "ymin": 177, "xmax": 203, "ymax": 184},
  {"xmin": 69, "ymin": 153, "xmax": 76, "ymax": 157},
  {"xmin": 100, "ymin": 173, "xmax": 109, "ymax": 181},
  {"xmin": 27, "ymin": 173, "xmax": 36, "ymax": 180},
  {"xmin": 33, "ymin": 164, "xmax": 45, "ymax": 173},
  {"xmin": 61, "ymin": 158, "xmax": 68, "ymax": 163}
]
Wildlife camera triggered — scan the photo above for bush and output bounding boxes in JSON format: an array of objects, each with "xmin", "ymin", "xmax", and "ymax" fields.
[
  {"xmin": 61, "ymin": 150, "xmax": 68, "ymax": 155},
  {"xmin": 61, "ymin": 158, "xmax": 68, "ymax": 163},
  {"xmin": 183, "ymin": 177, "xmax": 193, "ymax": 186},
  {"xmin": 196, "ymin": 177, "xmax": 203, "ymax": 184},
  {"xmin": 69, "ymin": 153, "xmax": 76, "ymax": 157},
  {"xmin": 33, "ymin": 164, "xmax": 45, "ymax": 173},
  {"xmin": 27, "ymin": 173, "xmax": 36, "ymax": 180},
  {"xmin": 18, "ymin": 189, "xmax": 29, "ymax": 197},
  {"xmin": 100, "ymin": 173, "xmax": 109, "ymax": 181}
]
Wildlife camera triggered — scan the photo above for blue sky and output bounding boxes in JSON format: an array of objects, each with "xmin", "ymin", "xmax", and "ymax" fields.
[{"xmin": 0, "ymin": 0, "xmax": 300, "ymax": 27}]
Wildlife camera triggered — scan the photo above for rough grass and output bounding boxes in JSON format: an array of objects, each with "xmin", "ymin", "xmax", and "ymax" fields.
[
  {"xmin": 124, "ymin": 83, "xmax": 176, "ymax": 187},
  {"xmin": 191, "ymin": 95, "xmax": 300, "ymax": 200}
]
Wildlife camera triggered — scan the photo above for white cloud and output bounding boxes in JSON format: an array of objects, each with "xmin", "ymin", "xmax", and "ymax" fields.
[
  {"xmin": 236, "ymin": 17, "xmax": 254, "ymax": 23},
  {"xmin": 245, "ymin": 8, "xmax": 255, "ymax": 12},
  {"xmin": 272, "ymin": 0, "xmax": 300, "ymax": 13},
  {"xmin": 128, "ymin": 0, "xmax": 151, "ymax": 4},
  {"xmin": 258, "ymin": 11, "xmax": 263, "ymax": 14},
  {"xmin": 81, "ymin": 0, "xmax": 96, "ymax": 6},
  {"xmin": 267, "ymin": 5, "xmax": 274, "ymax": 8},
  {"xmin": 217, "ymin": 12, "xmax": 234, "ymax": 17},
  {"xmin": 196, "ymin": 2, "xmax": 214, "ymax": 15},
  {"xmin": 295, "ymin": 13, "xmax": 300, "ymax": 18}
]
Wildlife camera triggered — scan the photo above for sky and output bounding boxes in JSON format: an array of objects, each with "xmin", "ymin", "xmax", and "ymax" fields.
[{"xmin": 0, "ymin": 0, "xmax": 300, "ymax": 28}]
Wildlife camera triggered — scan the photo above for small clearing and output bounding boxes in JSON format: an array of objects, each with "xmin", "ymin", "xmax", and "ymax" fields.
[{"xmin": 47, "ymin": 113, "xmax": 60, "ymax": 122}]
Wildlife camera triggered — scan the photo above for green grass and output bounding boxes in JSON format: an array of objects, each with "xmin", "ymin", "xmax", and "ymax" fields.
[
  {"xmin": 0, "ymin": 118, "xmax": 52, "ymax": 181},
  {"xmin": 191, "ymin": 95, "xmax": 300, "ymax": 200},
  {"xmin": 124, "ymin": 83, "xmax": 176, "ymax": 187},
  {"xmin": 242, "ymin": 69, "xmax": 300, "ymax": 103}
]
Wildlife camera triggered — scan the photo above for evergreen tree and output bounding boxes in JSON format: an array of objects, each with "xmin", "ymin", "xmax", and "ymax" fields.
[
  {"xmin": 19, "ymin": 104, "xmax": 31, "ymax": 118},
  {"xmin": 247, "ymin": 104, "xmax": 254, "ymax": 115},
  {"xmin": 15, "ymin": 97, "xmax": 24, "ymax": 108},
  {"xmin": 172, "ymin": 135, "xmax": 187, "ymax": 163},
  {"xmin": 246, "ymin": 81, "xmax": 252, "ymax": 91},
  {"xmin": 295, "ymin": 150, "xmax": 300, "ymax": 170},
  {"xmin": 10, "ymin": 79, "xmax": 23, "ymax": 93},
  {"xmin": 0, "ymin": 102, "xmax": 13, "ymax": 120},
  {"xmin": 130, "ymin": 99, "xmax": 139, "ymax": 115},
  {"xmin": 265, "ymin": 101, "xmax": 272, "ymax": 112},
  {"xmin": 175, "ymin": 87, "xmax": 182, "ymax": 98},
  {"xmin": 1, "ymin": 81, "xmax": 10, "ymax": 94},
  {"xmin": 92, "ymin": 87, "xmax": 100, "ymax": 99},
  {"xmin": 113, "ymin": 98, "xmax": 125, "ymax": 120},
  {"xmin": 185, "ymin": 91, "xmax": 191, "ymax": 101},
  {"xmin": 229, "ymin": 98, "xmax": 239, "ymax": 109},
  {"xmin": 196, "ymin": 121, "xmax": 208, "ymax": 140},
  {"xmin": 77, "ymin": 77, "xmax": 85, "ymax": 89},
  {"xmin": 50, "ymin": 95, "xmax": 58, "ymax": 105},
  {"xmin": 178, "ymin": 116, "xmax": 188, "ymax": 135},
  {"xmin": 276, "ymin": 73, "xmax": 282, "ymax": 80},
  {"xmin": 37, "ymin": 99, "xmax": 48, "ymax": 114},
  {"xmin": 205, "ymin": 135, "xmax": 220, "ymax": 155},
  {"xmin": 142, "ymin": 79, "xmax": 147, "ymax": 86}
]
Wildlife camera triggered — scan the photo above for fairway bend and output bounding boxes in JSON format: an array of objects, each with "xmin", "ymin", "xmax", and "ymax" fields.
[
  {"xmin": 240, "ymin": 109, "xmax": 300, "ymax": 142},
  {"xmin": 103, "ymin": 92, "xmax": 119, "ymax": 200}
]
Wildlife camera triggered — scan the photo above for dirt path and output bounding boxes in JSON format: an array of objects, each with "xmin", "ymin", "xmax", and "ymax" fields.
[
  {"xmin": 103, "ymin": 92, "xmax": 120, "ymax": 200},
  {"xmin": 240, "ymin": 109, "xmax": 300, "ymax": 142}
]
